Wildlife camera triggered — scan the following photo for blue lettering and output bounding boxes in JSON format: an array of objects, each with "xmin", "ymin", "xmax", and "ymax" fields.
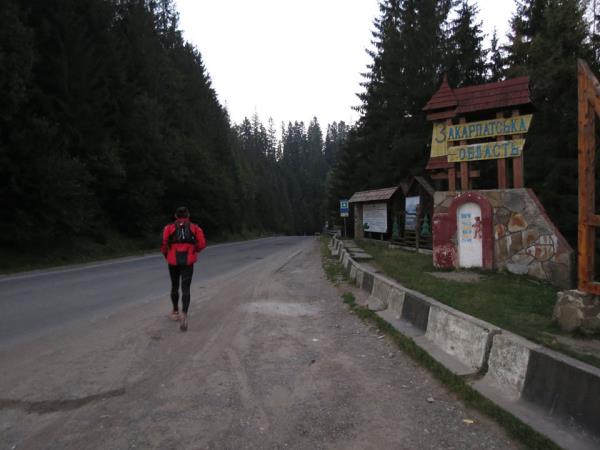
[
  {"xmin": 511, "ymin": 141, "xmax": 520, "ymax": 155},
  {"xmin": 493, "ymin": 144, "xmax": 501, "ymax": 158},
  {"xmin": 485, "ymin": 145, "xmax": 492, "ymax": 158},
  {"xmin": 459, "ymin": 148, "xmax": 466, "ymax": 160},
  {"xmin": 510, "ymin": 119, "xmax": 517, "ymax": 132},
  {"xmin": 495, "ymin": 121, "xmax": 503, "ymax": 135},
  {"xmin": 520, "ymin": 118, "xmax": 526, "ymax": 131}
]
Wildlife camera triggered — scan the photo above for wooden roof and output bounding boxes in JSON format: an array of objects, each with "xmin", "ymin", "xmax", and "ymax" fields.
[
  {"xmin": 406, "ymin": 176, "xmax": 435, "ymax": 197},
  {"xmin": 349, "ymin": 186, "xmax": 400, "ymax": 203},
  {"xmin": 423, "ymin": 76, "xmax": 531, "ymax": 120}
]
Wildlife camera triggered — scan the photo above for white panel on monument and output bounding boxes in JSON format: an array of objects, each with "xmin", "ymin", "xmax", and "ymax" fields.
[{"xmin": 457, "ymin": 202, "xmax": 483, "ymax": 268}]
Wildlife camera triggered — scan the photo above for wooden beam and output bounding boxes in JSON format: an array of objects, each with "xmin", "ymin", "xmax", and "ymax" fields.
[
  {"xmin": 586, "ymin": 214, "xmax": 600, "ymax": 227},
  {"xmin": 446, "ymin": 118, "xmax": 456, "ymax": 192},
  {"xmin": 459, "ymin": 117, "xmax": 469, "ymax": 190},
  {"xmin": 512, "ymin": 109, "xmax": 524, "ymax": 188},
  {"xmin": 448, "ymin": 166, "xmax": 456, "ymax": 191},
  {"xmin": 496, "ymin": 112, "xmax": 508, "ymax": 188},
  {"xmin": 431, "ymin": 170, "xmax": 481, "ymax": 180},
  {"xmin": 578, "ymin": 61, "xmax": 597, "ymax": 289}
]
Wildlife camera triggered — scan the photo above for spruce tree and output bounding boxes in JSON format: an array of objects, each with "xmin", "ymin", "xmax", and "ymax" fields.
[
  {"xmin": 507, "ymin": 0, "xmax": 592, "ymax": 242},
  {"xmin": 445, "ymin": 0, "xmax": 488, "ymax": 87},
  {"xmin": 488, "ymin": 29, "xmax": 506, "ymax": 82}
]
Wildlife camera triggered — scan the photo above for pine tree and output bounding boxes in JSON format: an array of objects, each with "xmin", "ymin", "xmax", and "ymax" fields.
[
  {"xmin": 488, "ymin": 29, "xmax": 506, "ymax": 82},
  {"xmin": 507, "ymin": 0, "xmax": 593, "ymax": 242},
  {"xmin": 445, "ymin": 0, "xmax": 488, "ymax": 87}
]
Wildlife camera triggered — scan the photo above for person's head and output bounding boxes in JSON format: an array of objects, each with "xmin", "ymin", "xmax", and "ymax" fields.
[{"xmin": 175, "ymin": 206, "xmax": 190, "ymax": 219}]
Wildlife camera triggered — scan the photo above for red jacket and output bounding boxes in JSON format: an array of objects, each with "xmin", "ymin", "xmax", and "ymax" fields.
[{"xmin": 161, "ymin": 219, "xmax": 206, "ymax": 266}]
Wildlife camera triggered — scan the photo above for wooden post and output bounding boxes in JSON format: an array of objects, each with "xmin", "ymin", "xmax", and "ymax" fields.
[
  {"xmin": 496, "ymin": 111, "xmax": 508, "ymax": 188},
  {"xmin": 578, "ymin": 60, "xmax": 597, "ymax": 291},
  {"xmin": 512, "ymin": 109, "xmax": 525, "ymax": 188},
  {"xmin": 459, "ymin": 117, "xmax": 469, "ymax": 190},
  {"xmin": 446, "ymin": 118, "xmax": 456, "ymax": 191}
]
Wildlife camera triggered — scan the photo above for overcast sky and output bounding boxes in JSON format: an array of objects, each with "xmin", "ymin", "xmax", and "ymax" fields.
[{"xmin": 175, "ymin": 1, "xmax": 515, "ymax": 129}]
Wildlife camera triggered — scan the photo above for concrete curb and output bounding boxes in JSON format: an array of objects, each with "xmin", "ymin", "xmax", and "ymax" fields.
[{"xmin": 330, "ymin": 236, "xmax": 600, "ymax": 450}]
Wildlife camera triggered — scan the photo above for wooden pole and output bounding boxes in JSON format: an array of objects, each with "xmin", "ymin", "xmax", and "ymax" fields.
[
  {"xmin": 496, "ymin": 111, "xmax": 508, "ymax": 189},
  {"xmin": 512, "ymin": 109, "xmax": 525, "ymax": 188},
  {"xmin": 446, "ymin": 118, "xmax": 456, "ymax": 192},
  {"xmin": 459, "ymin": 117, "xmax": 469, "ymax": 190},
  {"xmin": 578, "ymin": 60, "xmax": 597, "ymax": 291}
]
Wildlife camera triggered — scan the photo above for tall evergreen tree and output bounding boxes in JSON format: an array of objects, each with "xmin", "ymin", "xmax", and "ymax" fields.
[
  {"xmin": 506, "ymin": 0, "xmax": 593, "ymax": 242},
  {"xmin": 445, "ymin": 0, "xmax": 488, "ymax": 87},
  {"xmin": 488, "ymin": 28, "xmax": 506, "ymax": 82}
]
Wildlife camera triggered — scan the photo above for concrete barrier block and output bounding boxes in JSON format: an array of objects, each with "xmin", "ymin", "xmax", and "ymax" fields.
[
  {"xmin": 401, "ymin": 293, "xmax": 431, "ymax": 332},
  {"xmin": 341, "ymin": 252, "xmax": 349, "ymax": 266},
  {"xmin": 355, "ymin": 268, "xmax": 364, "ymax": 288},
  {"xmin": 362, "ymin": 271, "xmax": 374, "ymax": 294},
  {"xmin": 387, "ymin": 287, "xmax": 406, "ymax": 319},
  {"xmin": 349, "ymin": 264, "xmax": 357, "ymax": 282},
  {"xmin": 424, "ymin": 306, "xmax": 498, "ymax": 371},
  {"xmin": 484, "ymin": 332, "xmax": 535, "ymax": 400},
  {"xmin": 371, "ymin": 278, "xmax": 391, "ymax": 307},
  {"xmin": 521, "ymin": 346, "xmax": 600, "ymax": 437}
]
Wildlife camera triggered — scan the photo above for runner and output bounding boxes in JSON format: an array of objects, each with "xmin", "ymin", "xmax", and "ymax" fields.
[{"xmin": 160, "ymin": 206, "xmax": 206, "ymax": 331}]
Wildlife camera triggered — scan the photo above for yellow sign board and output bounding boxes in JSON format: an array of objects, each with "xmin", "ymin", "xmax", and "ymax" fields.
[
  {"xmin": 447, "ymin": 139, "xmax": 525, "ymax": 163},
  {"xmin": 430, "ymin": 114, "xmax": 532, "ymax": 159}
]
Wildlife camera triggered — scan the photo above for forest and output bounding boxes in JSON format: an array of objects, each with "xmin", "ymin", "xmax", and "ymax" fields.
[
  {"xmin": 0, "ymin": 0, "xmax": 598, "ymax": 258},
  {"xmin": 0, "ymin": 0, "xmax": 347, "ymax": 257}
]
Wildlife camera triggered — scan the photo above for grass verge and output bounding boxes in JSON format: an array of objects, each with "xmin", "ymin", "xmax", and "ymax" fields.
[{"xmin": 358, "ymin": 239, "xmax": 600, "ymax": 369}]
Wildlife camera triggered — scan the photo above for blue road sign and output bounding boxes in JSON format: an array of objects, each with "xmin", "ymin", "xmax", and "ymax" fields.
[{"xmin": 340, "ymin": 200, "xmax": 349, "ymax": 217}]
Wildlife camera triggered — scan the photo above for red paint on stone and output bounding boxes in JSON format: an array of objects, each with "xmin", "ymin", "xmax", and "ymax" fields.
[{"xmin": 434, "ymin": 243, "xmax": 457, "ymax": 268}]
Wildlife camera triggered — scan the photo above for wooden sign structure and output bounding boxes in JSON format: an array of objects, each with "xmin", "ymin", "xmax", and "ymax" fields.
[
  {"xmin": 577, "ymin": 60, "xmax": 600, "ymax": 295},
  {"xmin": 423, "ymin": 76, "xmax": 533, "ymax": 191}
]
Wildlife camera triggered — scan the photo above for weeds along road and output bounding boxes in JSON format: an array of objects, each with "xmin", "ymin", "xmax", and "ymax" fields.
[{"xmin": 0, "ymin": 237, "xmax": 519, "ymax": 449}]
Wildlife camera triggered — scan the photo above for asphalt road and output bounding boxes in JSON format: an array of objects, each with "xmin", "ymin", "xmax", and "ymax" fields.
[
  {"xmin": 0, "ymin": 237, "xmax": 519, "ymax": 449},
  {"xmin": 0, "ymin": 236, "xmax": 306, "ymax": 348}
]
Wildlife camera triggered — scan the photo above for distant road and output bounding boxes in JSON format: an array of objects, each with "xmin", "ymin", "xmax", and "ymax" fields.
[{"xmin": 0, "ymin": 236, "xmax": 308, "ymax": 348}]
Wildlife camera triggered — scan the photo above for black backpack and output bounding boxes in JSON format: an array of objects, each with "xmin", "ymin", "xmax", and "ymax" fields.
[{"xmin": 168, "ymin": 221, "xmax": 196, "ymax": 245}]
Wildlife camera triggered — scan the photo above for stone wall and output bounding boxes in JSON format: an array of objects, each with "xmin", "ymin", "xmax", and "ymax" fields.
[{"xmin": 433, "ymin": 188, "xmax": 574, "ymax": 289}]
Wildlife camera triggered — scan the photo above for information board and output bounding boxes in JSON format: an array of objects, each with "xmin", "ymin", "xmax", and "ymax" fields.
[
  {"xmin": 363, "ymin": 203, "xmax": 388, "ymax": 233},
  {"xmin": 404, "ymin": 196, "xmax": 419, "ymax": 231}
]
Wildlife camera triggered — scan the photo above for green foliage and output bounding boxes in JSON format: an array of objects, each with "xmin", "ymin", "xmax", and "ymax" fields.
[
  {"xmin": 445, "ymin": 0, "xmax": 488, "ymax": 87},
  {"xmin": 506, "ymin": 0, "xmax": 593, "ymax": 244},
  {"xmin": 1, "ymin": 0, "xmax": 334, "ymax": 258}
]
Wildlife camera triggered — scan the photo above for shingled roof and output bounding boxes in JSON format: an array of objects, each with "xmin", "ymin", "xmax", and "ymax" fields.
[
  {"xmin": 423, "ymin": 76, "xmax": 531, "ymax": 120},
  {"xmin": 349, "ymin": 186, "xmax": 400, "ymax": 203}
]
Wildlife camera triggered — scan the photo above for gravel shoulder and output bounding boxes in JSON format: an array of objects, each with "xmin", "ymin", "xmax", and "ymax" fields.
[{"xmin": 0, "ymin": 238, "xmax": 519, "ymax": 449}]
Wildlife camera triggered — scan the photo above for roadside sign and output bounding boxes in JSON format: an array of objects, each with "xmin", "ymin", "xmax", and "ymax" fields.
[{"xmin": 340, "ymin": 200, "xmax": 349, "ymax": 217}]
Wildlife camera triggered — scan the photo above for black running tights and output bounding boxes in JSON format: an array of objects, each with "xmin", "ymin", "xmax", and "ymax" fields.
[{"xmin": 168, "ymin": 265, "xmax": 194, "ymax": 313}]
